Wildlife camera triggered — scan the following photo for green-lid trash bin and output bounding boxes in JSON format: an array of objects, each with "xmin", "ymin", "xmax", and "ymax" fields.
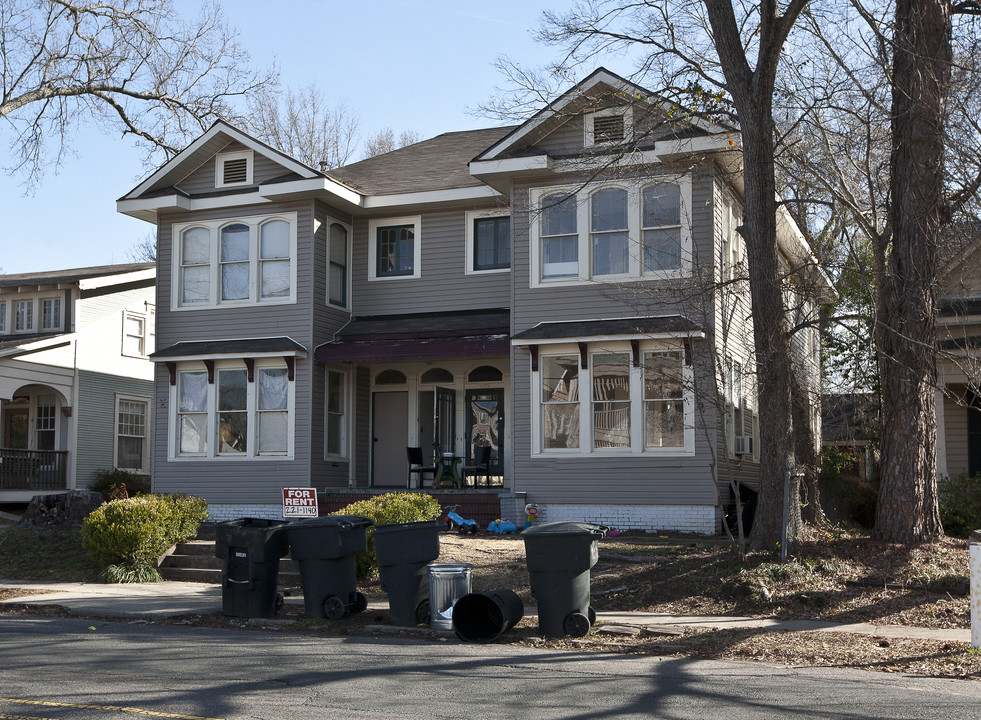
[
  {"xmin": 286, "ymin": 515, "xmax": 373, "ymax": 620},
  {"xmin": 214, "ymin": 518, "xmax": 289, "ymax": 618},
  {"xmin": 521, "ymin": 521, "xmax": 606, "ymax": 637},
  {"xmin": 373, "ymin": 520, "xmax": 441, "ymax": 626}
]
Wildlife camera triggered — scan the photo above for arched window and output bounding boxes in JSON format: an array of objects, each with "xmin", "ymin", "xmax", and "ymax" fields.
[
  {"xmin": 421, "ymin": 368, "xmax": 453, "ymax": 384},
  {"xmin": 468, "ymin": 366, "xmax": 503, "ymax": 383},
  {"xmin": 375, "ymin": 369, "xmax": 407, "ymax": 385}
]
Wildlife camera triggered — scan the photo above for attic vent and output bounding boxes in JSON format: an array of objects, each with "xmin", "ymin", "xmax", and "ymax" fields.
[
  {"xmin": 223, "ymin": 157, "xmax": 249, "ymax": 185},
  {"xmin": 593, "ymin": 114, "xmax": 625, "ymax": 143}
]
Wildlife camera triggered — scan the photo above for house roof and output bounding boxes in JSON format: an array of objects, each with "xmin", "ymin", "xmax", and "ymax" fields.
[
  {"xmin": 512, "ymin": 315, "xmax": 704, "ymax": 342},
  {"xmin": 0, "ymin": 263, "xmax": 154, "ymax": 289},
  {"xmin": 327, "ymin": 127, "xmax": 517, "ymax": 196},
  {"xmin": 315, "ymin": 309, "xmax": 511, "ymax": 363},
  {"xmin": 150, "ymin": 337, "xmax": 308, "ymax": 361}
]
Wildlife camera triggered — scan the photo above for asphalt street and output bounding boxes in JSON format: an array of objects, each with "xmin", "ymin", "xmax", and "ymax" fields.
[{"xmin": 1, "ymin": 616, "xmax": 980, "ymax": 720}]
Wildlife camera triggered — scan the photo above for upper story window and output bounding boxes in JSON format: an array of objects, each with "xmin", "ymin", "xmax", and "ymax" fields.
[
  {"xmin": 2, "ymin": 294, "xmax": 64, "ymax": 334},
  {"xmin": 215, "ymin": 150, "xmax": 254, "ymax": 189},
  {"xmin": 328, "ymin": 221, "xmax": 350, "ymax": 309},
  {"xmin": 530, "ymin": 177, "xmax": 692, "ymax": 287},
  {"xmin": 466, "ymin": 211, "xmax": 511, "ymax": 273},
  {"xmin": 585, "ymin": 107, "xmax": 633, "ymax": 147},
  {"xmin": 172, "ymin": 214, "xmax": 297, "ymax": 310},
  {"xmin": 368, "ymin": 217, "xmax": 421, "ymax": 280}
]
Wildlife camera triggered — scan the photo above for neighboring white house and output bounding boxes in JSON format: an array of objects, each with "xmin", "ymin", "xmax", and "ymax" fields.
[{"xmin": 0, "ymin": 263, "xmax": 156, "ymax": 502}]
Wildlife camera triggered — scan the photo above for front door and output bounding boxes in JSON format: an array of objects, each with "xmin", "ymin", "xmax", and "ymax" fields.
[
  {"xmin": 466, "ymin": 388, "xmax": 504, "ymax": 480},
  {"xmin": 372, "ymin": 391, "xmax": 408, "ymax": 487},
  {"xmin": 3, "ymin": 407, "xmax": 28, "ymax": 449}
]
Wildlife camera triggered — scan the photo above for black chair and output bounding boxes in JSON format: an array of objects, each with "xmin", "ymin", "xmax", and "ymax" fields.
[
  {"xmin": 406, "ymin": 446, "xmax": 438, "ymax": 488},
  {"xmin": 461, "ymin": 445, "xmax": 492, "ymax": 487}
]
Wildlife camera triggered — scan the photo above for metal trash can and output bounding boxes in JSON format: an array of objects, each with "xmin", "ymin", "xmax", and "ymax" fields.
[
  {"xmin": 521, "ymin": 521, "xmax": 606, "ymax": 637},
  {"xmin": 373, "ymin": 520, "xmax": 441, "ymax": 626},
  {"xmin": 287, "ymin": 515, "xmax": 373, "ymax": 620},
  {"xmin": 428, "ymin": 563, "xmax": 473, "ymax": 630},
  {"xmin": 214, "ymin": 518, "xmax": 289, "ymax": 618}
]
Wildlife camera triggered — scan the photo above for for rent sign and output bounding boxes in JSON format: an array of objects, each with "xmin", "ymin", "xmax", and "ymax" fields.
[{"xmin": 282, "ymin": 488, "xmax": 318, "ymax": 518}]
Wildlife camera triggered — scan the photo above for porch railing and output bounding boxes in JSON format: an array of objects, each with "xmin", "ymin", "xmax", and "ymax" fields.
[{"xmin": 0, "ymin": 449, "xmax": 69, "ymax": 491}]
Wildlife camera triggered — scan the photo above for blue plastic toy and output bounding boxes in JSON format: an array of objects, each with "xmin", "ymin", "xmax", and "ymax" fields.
[
  {"xmin": 487, "ymin": 518, "xmax": 517, "ymax": 534},
  {"xmin": 445, "ymin": 508, "xmax": 478, "ymax": 534}
]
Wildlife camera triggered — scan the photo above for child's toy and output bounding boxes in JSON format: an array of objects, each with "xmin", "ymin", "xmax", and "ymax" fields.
[
  {"xmin": 523, "ymin": 503, "xmax": 539, "ymax": 530},
  {"xmin": 487, "ymin": 518, "xmax": 517, "ymax": 534},
  {"xmin": 444, "ymin": 506, "xmax": 478, "ymax": 534}
]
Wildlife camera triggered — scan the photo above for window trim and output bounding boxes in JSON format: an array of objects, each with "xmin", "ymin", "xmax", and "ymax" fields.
[
  {"xmin": 529, "ymin": 177, "xmax": 692, "ymax": 288},
  {"xmin": 215, "ymin": 150, "xmax": 254, "ymax": 189},
  {"xmin": 585, "ymin": 107, "xmax": 633, "ymax": 147},
  {"xmin": 168, "ymin": 359, "xmax": 295, "ymax": 461},
  {"xmin": 465, "ymin": 210, "xmax": 511, "ymax": 275},
  {"xmin": 114, "ymin": 394, "xmax": 151, "ymax": 473},
  {"xmin": 530, "ymin": 340, "xmax": 694, "ymax": 457},
  {"xmin": 368, "ymin": 216, "xmax": 421, "ymax": 281},
  {"xmin": 171, "ymin": 213, "xmax": 298, "ymax": 310},
  {"xmin": 324, "ymin": 368, "xmax": 349, "ymax": 460},
  {"xmin": 326, "ymin": 219, "xmax": 352, "ymax": 309}
]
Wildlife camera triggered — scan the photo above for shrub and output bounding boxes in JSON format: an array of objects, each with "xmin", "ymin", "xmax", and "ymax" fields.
[
  {"xmin": 80, "ymin": 494, "xmax": 209, "ymax": 582},
  {"xmin": 90, "ymin": 469, "xmax": 151, "ymax": 500},
  {"xmin": 939, "ymin": 473, "xmax": 981, "ymax": 538},
  {"xmin": 332, "ymin": 493, "xmax": 441, "ymax": 577}
]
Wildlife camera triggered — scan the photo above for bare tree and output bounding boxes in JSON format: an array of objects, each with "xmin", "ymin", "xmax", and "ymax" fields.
[
  {"xmin": 363, "ymin": 127, "xmax": 422, "ymax": 158},
  {"xmin": 519, "ymin": 0, "xmax": 813, "ymax": 551},
  {"xmin": 0, "ymin": 0, "xmax": 275, "ymax": 189},
  {"xmin": 128, "ymin": 230, "xmax": 157, "ymax": 263},
  {"xmin": 242, "ymin": 84, "xmax": 359, "ymax": 170}
]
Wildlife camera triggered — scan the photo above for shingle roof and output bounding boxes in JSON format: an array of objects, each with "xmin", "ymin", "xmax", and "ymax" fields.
[
  {"xmin": 326, "ymin": 126, "xmax": 517, "ymax": 196},
  {"xmin": 0, "ymin": 263, "xmax": 154, "ymax": 288},
  {"xmin": 512, "ymin": 315, "xmax": 702, "ymax": 341}
]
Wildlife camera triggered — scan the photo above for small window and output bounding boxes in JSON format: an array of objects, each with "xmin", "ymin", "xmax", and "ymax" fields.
[
  {"xmin": 122, "ymin": 312, "xmax": 147, "ymax": 357},
  {"xmin": 328, "ymin": 222, "xmax": 349, "ymax": 308},
  {"xmin": 369, "ymin": 217, "xmax": 421, "ymax": 280},
  {"xmin": 116, "ymin": 397, "xmax": 149, "ymax": 472},
  {"xmin": 421, "ymin": 368, "xmax": 454, "ymax": 384},
  {"xmin": 468, "ymin": 365, "xmax": 503, "ymax": 383},
  {"xmin": 375, "ymin": 369, "xmax": 407, "ymax": 385},
  {"xmin": 473, "ymin": 217, "xmax": 510, "ymax": 271},
  {"xmin": 216, "ymin": 150, "xmax": 254, "ymax": 188}
]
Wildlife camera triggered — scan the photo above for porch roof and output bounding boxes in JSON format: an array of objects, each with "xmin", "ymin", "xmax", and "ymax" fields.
[
  {"xmin": 315, "ymin": 309, "xmax": 510, "ymax": 363},
  {"xmin": 511, "ymin": 315, "xmax": 704, "ymax": 343},
  {"xmin": 149, "ymin": 337, "xmax": 308, "ymax": 361}
]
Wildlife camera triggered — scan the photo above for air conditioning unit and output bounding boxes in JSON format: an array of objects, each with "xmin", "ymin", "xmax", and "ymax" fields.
[{"xmin": 734, "ymin": 435, "xmax": 754, "ymax": 456}]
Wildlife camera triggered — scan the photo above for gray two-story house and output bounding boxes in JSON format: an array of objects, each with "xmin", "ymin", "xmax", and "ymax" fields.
[{"xmin": 118, "ymin": 68, "xmax": 826, "ymax": 532}]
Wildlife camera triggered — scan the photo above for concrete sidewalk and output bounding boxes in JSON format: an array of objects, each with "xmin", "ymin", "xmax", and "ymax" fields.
[{"xmin": 0, "ymin": 579, "xmax": 972, "ymax": 643}]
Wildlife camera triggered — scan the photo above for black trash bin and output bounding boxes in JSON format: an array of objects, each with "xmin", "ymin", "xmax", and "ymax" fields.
[
  {"xmin": 214, "ymin": 518, "xmax": 289, "ymax": 618},
  {"xmin": 373, "ymin": 520, "xmax": 440, "ymax": 626},
  {"xmin": 287, "ymin": 515, "xmax": 373, "ymax": 620},
  {"xmin": 521, "ymin": 521, "xmax": 606, "ymax": 638}
]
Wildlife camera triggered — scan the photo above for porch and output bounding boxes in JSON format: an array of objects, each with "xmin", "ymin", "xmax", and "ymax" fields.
[{"xmin": 0, "ymin": 448, "xmax": 69, "ymax": 492}]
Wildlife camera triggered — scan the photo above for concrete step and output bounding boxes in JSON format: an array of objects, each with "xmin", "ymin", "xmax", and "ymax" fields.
[{"xmin": 159, "ymin": 538, "xmax": 301, "ymax": 585}]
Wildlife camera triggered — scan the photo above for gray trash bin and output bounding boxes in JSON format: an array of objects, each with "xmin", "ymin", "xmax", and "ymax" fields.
[
  {"xmin": 521, "ymin": 521, "xmax": 606, "ymax": 637},
  {"xmin": 428, "ymin": 563, "xmax": 473, "ymax": 630},
  {"xmin": 287, "ymin": 515, "xmax": 373, "ymax": 620},
  {"xmin": 373, "ymin": 520, "xmax": 441, "ymax": 626},
  {"xmin": 214, "ymin": 518, "xmax": 289, "ymax": 618}
]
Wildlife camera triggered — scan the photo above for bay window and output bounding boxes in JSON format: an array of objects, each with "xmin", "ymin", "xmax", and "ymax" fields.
[
  {"xmin": 531, "ymin": 177, "xmax": 691, "ymax": 286},
  {"xmin": 535, "ymin": 342, "xmax": 693, "ymax": 455},
  {"xmin": 173, "ymin": 214, "xmax": 297, "ymax": 308},
  {"xmin": 172, "ymin": 360, "xmax": 293, "ymax": 459}
]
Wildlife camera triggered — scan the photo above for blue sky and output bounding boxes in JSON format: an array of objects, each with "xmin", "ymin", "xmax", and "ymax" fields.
[{"xmin": 0, "ymin": 0, "xmax": 608, "ymax": 275}]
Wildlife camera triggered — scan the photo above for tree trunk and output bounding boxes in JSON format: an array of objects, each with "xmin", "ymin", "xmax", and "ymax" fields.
[
  {"xmin": 874, "ymin": 0, "xmax": 949, "ymax": 544},
  {"xmin": 791, "ymin": 366, "xmax": 825, "ymax": 526}
]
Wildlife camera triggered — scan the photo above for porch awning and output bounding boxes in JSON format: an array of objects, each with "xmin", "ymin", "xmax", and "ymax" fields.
[
  {"xmin": 315, "ymin": 308, "xmax": 510, "ymax": 363},
  {"xmin": 511, "ymin": 315, "xmax": 704, "ymax": 343},
  {"xmin": 149, "ymin": 337, "xmax": 308, "ymax": 361}
]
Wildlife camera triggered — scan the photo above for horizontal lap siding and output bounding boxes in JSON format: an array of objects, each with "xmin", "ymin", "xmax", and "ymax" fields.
[
  {"xmin": 351, "ymin": 208, "xmax": 511, "ymax": 316},
  {"xmin": 152, "ymin": 200, "xmax": 318, "ymax": 504},
  {"xmin": 509, "ymin": 166, "xmax": 721, "ymax": 506},
  {"xmin": 944, "ymin": 391, "xmax": 969, "ymax": 477}
]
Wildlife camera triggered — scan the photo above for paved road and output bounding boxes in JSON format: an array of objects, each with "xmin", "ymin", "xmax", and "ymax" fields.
[{"xmin": 1, "ymin": 616, "xmax": 980, "ymax": 720}]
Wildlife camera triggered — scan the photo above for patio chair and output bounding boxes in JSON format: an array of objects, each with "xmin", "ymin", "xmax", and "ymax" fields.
[
  {"xmin": 406, "ymin": 446, "xmax": 438, "ymax": 488},
  {"xmin": 461, "ymin": 445, "xmax": 492, "ymax": 487}
]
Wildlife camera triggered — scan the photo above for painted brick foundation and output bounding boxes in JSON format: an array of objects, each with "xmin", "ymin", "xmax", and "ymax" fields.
[{"xmin": 537, "ymin": 503, "xmax": 717, "ymax": 535}]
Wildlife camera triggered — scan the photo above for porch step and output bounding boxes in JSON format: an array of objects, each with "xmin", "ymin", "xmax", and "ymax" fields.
[{"xmin": 158, "ymin": 539, "xmax": 301, "ymax": 586}]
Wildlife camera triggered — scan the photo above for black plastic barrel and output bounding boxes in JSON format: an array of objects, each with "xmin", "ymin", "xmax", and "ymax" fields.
[
  {"xmin": 521, "ymin": 521, "xmax": 606, "ymax": 638},
  {"xmin": 287, "ymin": 515, "xmax": 373, "ymax": 620},
  {"xmin": 373, "ymin": 520, "xmax": 441, "ymax": 626},
  {"xmin": 452, "ymin": 589, "xmax": 524, "ymax": 642},
  {"xmin": 214, "ymin": 518, "xmax": 289, "ymax": 618}
]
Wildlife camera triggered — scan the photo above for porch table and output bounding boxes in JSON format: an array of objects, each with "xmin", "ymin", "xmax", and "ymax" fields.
[{"xmin": 435, "ymin": 455, "xmax": 462, "ymax": 488}]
